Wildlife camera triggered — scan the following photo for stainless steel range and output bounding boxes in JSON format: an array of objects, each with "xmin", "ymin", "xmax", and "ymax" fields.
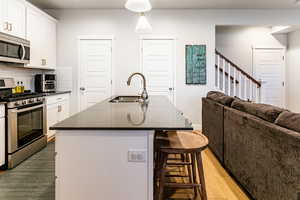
[{"xmin": 0, "ymin": 78, "xmax": 47, "ymax": 169}]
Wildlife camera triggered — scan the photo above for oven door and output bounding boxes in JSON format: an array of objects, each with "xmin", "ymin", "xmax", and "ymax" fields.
[{"xmin": 8, "ymin": 104, "xmax": 46, "ymax": 153}]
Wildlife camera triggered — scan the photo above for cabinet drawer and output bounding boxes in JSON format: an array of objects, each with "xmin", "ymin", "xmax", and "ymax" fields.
[{"xmin": 46, "ymin": 94, "xmax": 70, "ymax": 105}]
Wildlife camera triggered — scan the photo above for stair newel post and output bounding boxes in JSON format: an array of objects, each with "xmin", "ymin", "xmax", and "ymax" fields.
[{"xmin": 256, "ymin": 85, "xmax": 260, "ymax": 103}]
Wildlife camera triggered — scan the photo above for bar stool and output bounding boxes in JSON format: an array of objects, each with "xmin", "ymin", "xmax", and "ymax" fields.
[{"xmin": 155, "ymin": 131, "xmax": 208, "ymax": 200}]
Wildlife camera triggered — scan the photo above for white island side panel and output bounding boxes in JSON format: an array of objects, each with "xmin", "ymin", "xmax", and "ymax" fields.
[{"xmin": 55, "ymin": 130, "xmax": 154, "ymax": 200}]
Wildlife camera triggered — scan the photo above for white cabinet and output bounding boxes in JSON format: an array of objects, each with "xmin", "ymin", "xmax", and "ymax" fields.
[
  {"xmin": 26, "ymin": 7, "xmax": 42, "ymax": 67},
  {"xmin": 1, "ymin": 0, "xmax": 26, "ymax": 38},
  {"xmin": 46, "ymin": 103, "xmax": 59, "ymax": 139},
  {"xmin": 0, "ymin": 105, "xmax": 5, "ymax": 166},
  {"xmin": 46, "ymin": 94, "xmax": 70, "ymax": 139},
  {"xmin": 26, "ymin": 4, "xmax": 57, "ymax": 69},
  {"xmin": 42, "ymin": 17, "xmax": 57, "ymax": 69},
  {"xmin": 0, "ymin": 0, "xmax": 3, "ymax": 33}
]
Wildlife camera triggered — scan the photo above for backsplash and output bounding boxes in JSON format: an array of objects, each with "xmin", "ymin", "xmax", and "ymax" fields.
[{"xmin": 0, "ymin": 63, "xmax": 42, "ymax": 92}]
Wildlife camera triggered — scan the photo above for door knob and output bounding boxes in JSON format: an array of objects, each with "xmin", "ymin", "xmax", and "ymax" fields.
[{"xmin": 80, "ymin": 87, "xmax": 85, "ymax": 91}]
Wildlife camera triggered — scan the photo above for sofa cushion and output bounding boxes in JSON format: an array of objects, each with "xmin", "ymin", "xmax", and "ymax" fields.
[
  {"xmin": 207, "ymin": 91, "xmax": 235, "ymax": 106},
  {"xmin": 275, "ymin": 111, "xmax": 300, "ymax": 132},
  {"xmin": 231, "ymin": 100, "xmax": 285, "ymax": 123}
]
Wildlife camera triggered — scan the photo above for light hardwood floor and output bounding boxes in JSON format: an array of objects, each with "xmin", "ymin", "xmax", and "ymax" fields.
[{"xmin": 202, "ymin": 149, "xmax": 250, "ymax": 200}]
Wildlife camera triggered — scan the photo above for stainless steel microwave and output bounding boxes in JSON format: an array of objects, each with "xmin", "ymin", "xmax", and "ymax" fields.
[{"xmin": 0, "ymin": 32, "xmax": 30, "ymax": 64}]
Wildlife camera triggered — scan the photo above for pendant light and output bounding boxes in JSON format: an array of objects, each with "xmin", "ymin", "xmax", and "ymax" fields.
[
  {"xmin": 135, "ymin": 13, "xmax": 152, "ymax": 34},
  {"xmin": 125, "ymin": 0, "xmax": 152, "ymax": 13}
]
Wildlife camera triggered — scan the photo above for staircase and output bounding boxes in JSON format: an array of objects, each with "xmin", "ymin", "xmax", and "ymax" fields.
[{"xmin": 215, "ymin": 50, "xmax": 261, "ymax": 102}]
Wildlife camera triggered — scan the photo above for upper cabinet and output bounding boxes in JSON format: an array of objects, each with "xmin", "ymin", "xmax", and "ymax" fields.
[
  {"xmin": 0, "ymin": 0, "xmax": 57, "ymax": 69},
  {"xmin": 1, "ymin": 0, "xmax": 26, "ymax": 38},
  {"xmin": 25, "ymin": 3, "xmax": 57, "ymax": 69}
]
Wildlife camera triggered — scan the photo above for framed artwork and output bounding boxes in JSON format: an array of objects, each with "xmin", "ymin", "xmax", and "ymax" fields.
[{"xmin": 185, "ymin": 45, "xmax": 207, "ymax": 85}]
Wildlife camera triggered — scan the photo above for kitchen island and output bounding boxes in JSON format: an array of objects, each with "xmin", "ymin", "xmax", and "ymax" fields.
[{"xmin": 51, "ymin": 96, "xmax": 193, "ymax": 200}]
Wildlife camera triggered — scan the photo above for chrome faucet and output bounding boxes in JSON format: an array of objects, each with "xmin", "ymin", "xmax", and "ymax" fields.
[{"xmin": 127, "ymin": 72, "xmax": 149, "ymax": 102}]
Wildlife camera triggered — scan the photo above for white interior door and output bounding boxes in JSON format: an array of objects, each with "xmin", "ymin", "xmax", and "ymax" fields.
[
  {"xmin": 79, "ymin": 39, "xmax": 112, "ymax": 111},
  {"xmin": 141, "ymin": 39, "xmax": 175, "ymax": 104},
  {"xmin": 253, "ymin": 48, "xmax": 285, "ymax": 107}
]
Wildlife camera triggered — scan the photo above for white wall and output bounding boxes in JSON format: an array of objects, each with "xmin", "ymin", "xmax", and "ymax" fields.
[
  {"xmin": 47, "ymin": 9, "xmax": 300, "ymax": 126},
  {"xmin": 216, "ymin": 26, "xmax": 287, "ymax": 75},
  {"xmin": 287, "ymin": 30, "xmax": 300, "ymax": 113}
]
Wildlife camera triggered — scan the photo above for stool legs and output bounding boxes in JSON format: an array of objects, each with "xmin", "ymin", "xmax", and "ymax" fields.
[
  {"xmin": 191, "ymin": 153, "xmax": 198, "ymax": 196},
  {"xmin": 158, "ymin": 152, "xmax": 168, "ymax": 200},
  {"xmin": 156, "ymin": 151, "xmax": 208, "ymax": 200},
  {"xmin": 196, "ymin": 152, "xmax": 207, "ymax": 200}
]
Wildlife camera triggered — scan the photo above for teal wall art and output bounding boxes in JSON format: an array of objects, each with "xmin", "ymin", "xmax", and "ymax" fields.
[{"xmin": 185, "ymin": 45, "xmax": 207, "ymax": 84}]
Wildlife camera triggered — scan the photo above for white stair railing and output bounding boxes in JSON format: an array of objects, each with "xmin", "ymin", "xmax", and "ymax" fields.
[{"xmin": 215, "ymin": 50, "xmax": 261, "ymax": 102}]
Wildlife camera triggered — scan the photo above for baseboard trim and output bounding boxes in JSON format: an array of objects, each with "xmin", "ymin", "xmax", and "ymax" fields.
[
  {"xmin": 192, "ymin": 123, "xmax": 202, "ymax": 131},
  {"xmin": 47, "ymin": 135, "xmax": 55, "ymax": 143}
]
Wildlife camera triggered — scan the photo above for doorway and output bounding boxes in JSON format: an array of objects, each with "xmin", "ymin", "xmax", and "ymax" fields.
[
  {"xmin": 253, "ymin": 48, "xmax": 286, "ymax": 107},
  {"xmin": 141, "ymin": 38, "xmax": 176, "ymax": 104},
  {"xmin": 78, "ymin": 36, "xmax": 112, "ymax": 111}
]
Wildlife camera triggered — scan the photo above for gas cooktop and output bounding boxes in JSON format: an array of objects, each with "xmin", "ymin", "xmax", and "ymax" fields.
[{"xmin": 1, "ymin": 92, "xmax": 43, "ymax": 102}]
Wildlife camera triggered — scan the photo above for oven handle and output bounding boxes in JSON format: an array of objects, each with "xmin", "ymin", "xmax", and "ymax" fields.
[{"xmin": 11, "ymin": 104, "xmax": 44, "ymax": 113}]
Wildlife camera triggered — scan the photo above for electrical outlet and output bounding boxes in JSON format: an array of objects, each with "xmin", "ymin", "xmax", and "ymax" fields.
[{"xmin": 128, "ymin": 150, "xmax": 147, "ymax": 163}]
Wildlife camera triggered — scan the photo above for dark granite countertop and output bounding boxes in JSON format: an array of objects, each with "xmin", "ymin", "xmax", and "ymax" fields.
[
  {"xmin": 50, "ymin": 96, "xmax": 193, "ymax": 131},
  {"xmin": 41, "ymin": 91, "xmax": 71, "ymax": 96}
]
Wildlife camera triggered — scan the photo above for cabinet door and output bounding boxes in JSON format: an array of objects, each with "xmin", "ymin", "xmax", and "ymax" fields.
[
  {"xmin": 0, "ymin": 0, "xmax": 4, "ymax": 33},
  {"xmin": 58, "ymin": 100, "xmax": 70, "ymax": 122},
  {"xmin": 47, "ymin": 103, "xmax": 59, "ymax": 138},
  {"xmin": 26, "ymin": 7, "xmax": 43, "ymax": 68},
  {"xmin": 0, "ymin": 117, "xmax": 4, "ymax": 166},
  {"xmin": 3, "ymin": 0, "xmax": 26, "ymax": 38},
  {"xmin": 40, "ymin": 17, "xmax": 56, "ymax": 69}
]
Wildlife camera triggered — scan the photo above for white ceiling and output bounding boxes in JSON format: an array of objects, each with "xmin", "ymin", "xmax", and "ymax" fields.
[{"xmin": 27, "ymin": 0, "xmax": 300, "ymax": 9}]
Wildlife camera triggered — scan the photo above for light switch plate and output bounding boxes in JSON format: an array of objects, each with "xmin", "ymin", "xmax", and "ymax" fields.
[{"xmin": 128, "ymin": 150, "xmax": 147, "ymax": 163}]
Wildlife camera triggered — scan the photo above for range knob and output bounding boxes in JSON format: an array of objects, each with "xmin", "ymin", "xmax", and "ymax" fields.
[
  {"xmin": 14, "ymin": 102, "xmax": 20, "ymax": 106},
  {"xmin": 22, "ymin": 100, "xmax": 27, "ymax": 105},
  {"xmin": 29, "ymin": 99, "xmax": 34, "ymax": 103}
]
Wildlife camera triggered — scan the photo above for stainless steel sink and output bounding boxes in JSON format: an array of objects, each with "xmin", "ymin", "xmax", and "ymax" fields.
[{"xmin": 109, "ymin": 96, "xmax": 142, "ymax": 103}]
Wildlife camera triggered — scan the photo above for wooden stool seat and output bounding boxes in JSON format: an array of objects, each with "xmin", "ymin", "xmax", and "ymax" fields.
[{"xmin": 159, "ymin": 131, "xmax": 208, "ymax": 153}]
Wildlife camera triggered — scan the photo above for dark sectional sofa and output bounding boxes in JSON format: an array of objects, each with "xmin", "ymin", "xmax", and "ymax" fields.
[{"xmin": 202, "ymin": 91, "xmax": 300, "ymax": 200}]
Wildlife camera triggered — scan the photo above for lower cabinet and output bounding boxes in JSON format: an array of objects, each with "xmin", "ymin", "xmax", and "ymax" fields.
[{"xmin": 46, "ymin": 94, "xmax": 70, "ymax": 139}]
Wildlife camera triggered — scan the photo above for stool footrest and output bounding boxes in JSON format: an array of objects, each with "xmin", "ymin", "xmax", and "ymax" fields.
[
  {"xmin": 165, "ymin": 174, "xmax": 189, "ymax": 178},
  {"xmin": 164, "ymin": 182, "xmax": 201, "ymax": 188},
  {"xmin": 167, "ymin": 162, "xmax": 191, "ymax": 165}
]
